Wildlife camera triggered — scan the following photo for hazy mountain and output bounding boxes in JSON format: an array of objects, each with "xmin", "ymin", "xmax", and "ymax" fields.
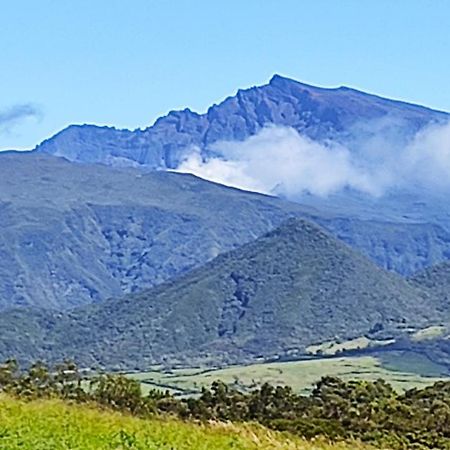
[
  {"xmin": 34, "ymin": 75, "xmax": 448, "ymax": 169},
  {"xmin": 27, "ymin": 75, "xmax": 450, "ymax": 276},
  {"xmin": 409, "ymin": 262, "xmax": 450, "ymax": 312},
  {"xmin": 0, "ymin": 152, "xmax": 324, "ymax": 310},
  {"xmin": 0, "ymin": 218, "xmax": 438, "ymax": 369},
  {"xmin": 298, "ymin": 189, "xmax": 450, "ymax": 274},
  {"xmin": 3, "ymin": 76, "xmax": 450, "ymax": 313},
  {"xmin": 3, "ymin": 151, "xmax": 450, "ymax": 311}
]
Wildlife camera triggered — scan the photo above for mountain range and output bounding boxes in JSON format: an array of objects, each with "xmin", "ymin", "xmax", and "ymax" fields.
[
  {"xmin": 2, "ymin": 75, "xmax": 450, "ymax": 370},
  {"xmin": 3, "ymin": 151, "xmax": 450, "ymax": 311},
  {"xmin": 34, "ymin": 74, "xmax": 448, "ymax": 169},
  {"xmin": 0, "ymin": 152, "xmax": 318, "ymax": 309},
  {"xmin": 26, "ymin": 75, "xmax": 450, "ymax": 276},
  {"xmin": 0, "ymin": 218, "xmax": 444, "ymax": 369}
]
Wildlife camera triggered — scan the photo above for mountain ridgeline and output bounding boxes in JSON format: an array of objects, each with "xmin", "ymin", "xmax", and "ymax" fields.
[
  {"xmin": 4, "ymin": 151, "xmax": 450, "ymax": 310},
  {"xmin": 27, "ymin": 74, "xmax": 450, "ymax": 277},
  {"xmin": 0, "ymin": 152, "xmax": 318, "ymax": 309},
  {"xmin": 2, "ymin": 75, "xmax": 450, "ymax": 371},
  {"xmin": 0, "ymin": 218, "xmax": 444, "ymax": 369},
  {"xmin": 34, "ymin": 75, "xmax": 448, "ymax": 169}
]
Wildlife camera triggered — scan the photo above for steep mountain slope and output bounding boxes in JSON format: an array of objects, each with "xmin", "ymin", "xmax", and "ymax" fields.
[
  {"xmin": 316, "ymin": 213, "xmax": 450, "ymax": 275},
  {"xmin": 408, "ymin": 262, "xmax": 450, "ymax": 315},
  {"xmin": 0, "ymin": 152, "xmax": 326, "ymax": 310},
  {"xmin": 34, "ymin": 75, "xmax": 448, "ymax": 169},
  {"xmin": 29, "ymin": 75, "xmax": 450, "ymax": 276},
  {"xmin": 360, "ymin": 264, "xmax": 450, "ymax": 370},
  {"xmin": 3, "ymin": 151, "xmax": 450, "ymax": 310},
  {"xmin": 0, "ymin": 219, "xmax": 437, "ymax": 369}
]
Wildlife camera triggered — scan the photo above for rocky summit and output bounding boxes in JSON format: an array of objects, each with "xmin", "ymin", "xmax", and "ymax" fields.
[{"xmin": 34, "ymin": 75, "xmax": 448, "ymax": 169}]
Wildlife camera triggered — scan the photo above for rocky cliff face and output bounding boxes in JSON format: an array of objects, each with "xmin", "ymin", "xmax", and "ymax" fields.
[{"xmin": 35, "ymin": 75, "xmax": 448, "ymax": 169}]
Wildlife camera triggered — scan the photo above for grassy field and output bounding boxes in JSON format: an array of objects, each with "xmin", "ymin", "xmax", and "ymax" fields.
[
  {"xmin": 0, "ymin": 395, "xmax": 372, "ymax": 450},
  {"xmin": 128, "ymin": 352, "xmax": 449, "ymax": 396}
]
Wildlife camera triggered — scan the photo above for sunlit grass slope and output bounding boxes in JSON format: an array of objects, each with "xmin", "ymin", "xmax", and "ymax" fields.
[
  {"xmin": 129, "ymin": 354, "xmax": 447, "ymax": 396},
  {"xmin": 0, "ymin": 395, "xmax": 372, "ymax": 450}
]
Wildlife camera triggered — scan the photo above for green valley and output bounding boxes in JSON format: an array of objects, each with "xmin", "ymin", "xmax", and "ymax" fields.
[{"xmin": 128, "ymin": 352, "xmax": 449, "ymax": 396}]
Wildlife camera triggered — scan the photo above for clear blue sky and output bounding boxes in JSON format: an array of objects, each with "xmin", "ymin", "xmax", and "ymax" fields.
[{"xmin": 1, "ymin": 0, "xmax": 450, "ymax": 150}]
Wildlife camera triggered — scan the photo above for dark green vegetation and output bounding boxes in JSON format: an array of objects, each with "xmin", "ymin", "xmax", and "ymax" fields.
[
  {"xmin": 372, "ymin": 266, "xmax": 450, "ymax": 370},
  {"xmin": 0, "ymin": 217, "xmax": 448, "ymax": 370},
  {"xmin": 410, "ymin": 261, "xmax": 450, "ymax": 310},
  {"xmin": 4, "ymin": 152, "xmax": 450, "ymax": 311},
  {"xmin": 3, "ymin": 359, "xmax": 450, "ymax": 449},
  {"xmin": 0, "ymin": 152, "xmax": 319, "ymax": 309},
  {"xmin": 3, "ymin": 75, "xmax": 450, "ymax": 410}
]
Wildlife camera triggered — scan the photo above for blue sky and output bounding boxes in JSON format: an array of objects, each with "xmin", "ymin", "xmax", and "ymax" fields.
[{"xmin": 1, "ymin": 0, "xmax": 450, "ymax": 150}]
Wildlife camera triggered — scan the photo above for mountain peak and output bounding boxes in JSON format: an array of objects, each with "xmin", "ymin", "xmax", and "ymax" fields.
[
  {"xmin": 0, "ymin": 214, "xmax": 435, "ymax": 368},
  {"xmin": 268, "ymin": 74, "xmax": 341, "ymax": 92},
  {"xmin": 269, "ymin": 73, "xmax": 293, "ymax": 84},
  {"xmin": 34, "ymin": 75, "xmax": 448, "ymax": 170},
  {"xmin": 267, "ymin": 216, "xmax": 326, "ymax": 238},
  {"xmin": 268, "ymin": 73, "xmax": 315, "ymax": 90}
]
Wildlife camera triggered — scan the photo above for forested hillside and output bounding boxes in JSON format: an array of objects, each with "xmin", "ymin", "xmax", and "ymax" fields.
[{"xmin": 0, "ymin": 218, "xmax": 442, "ymax": 369}]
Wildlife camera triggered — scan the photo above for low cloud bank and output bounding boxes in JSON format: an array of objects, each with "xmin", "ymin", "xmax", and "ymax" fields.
[{"xmin": 174, "ymin": 122, "xmax": 450, "ymax": 198}]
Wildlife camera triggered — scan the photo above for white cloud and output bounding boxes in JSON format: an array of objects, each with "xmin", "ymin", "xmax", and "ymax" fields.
[
  {"xmin": 401, "ymin": 122, "xmax": 450, "ymax": 189},
  {"xmin": 174, "ymin": 121, "xmax": 450, "ymax": 198}
]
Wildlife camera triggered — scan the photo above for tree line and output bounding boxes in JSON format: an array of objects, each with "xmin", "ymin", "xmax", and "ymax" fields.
[{"xmin": 1, "ymin": 359, "xmax": 450, "ymax": 449}]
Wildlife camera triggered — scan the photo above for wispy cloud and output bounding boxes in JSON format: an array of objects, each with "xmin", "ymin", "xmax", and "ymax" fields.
[
  {"xmin": 174, "ymin": 121, "xmax": 450, "ymax": 198},
  {"xmin": 0, "ymin": 104, "xmax": 43, "ymax": 135}
]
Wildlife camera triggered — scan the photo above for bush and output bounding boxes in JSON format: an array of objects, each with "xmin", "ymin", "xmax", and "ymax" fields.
[{"xmin": 3, "ymin": 359, "xmax": 450, "ymax": 449}]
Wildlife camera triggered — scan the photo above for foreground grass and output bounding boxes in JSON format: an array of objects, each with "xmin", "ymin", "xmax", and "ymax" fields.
[
  {"xmin": 128, "ymin": 353, "xmax": 447, "ymax": 396},
  {"xmin": 0, "ymin": 395, "xmax": 371, "ymax": 450}
]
